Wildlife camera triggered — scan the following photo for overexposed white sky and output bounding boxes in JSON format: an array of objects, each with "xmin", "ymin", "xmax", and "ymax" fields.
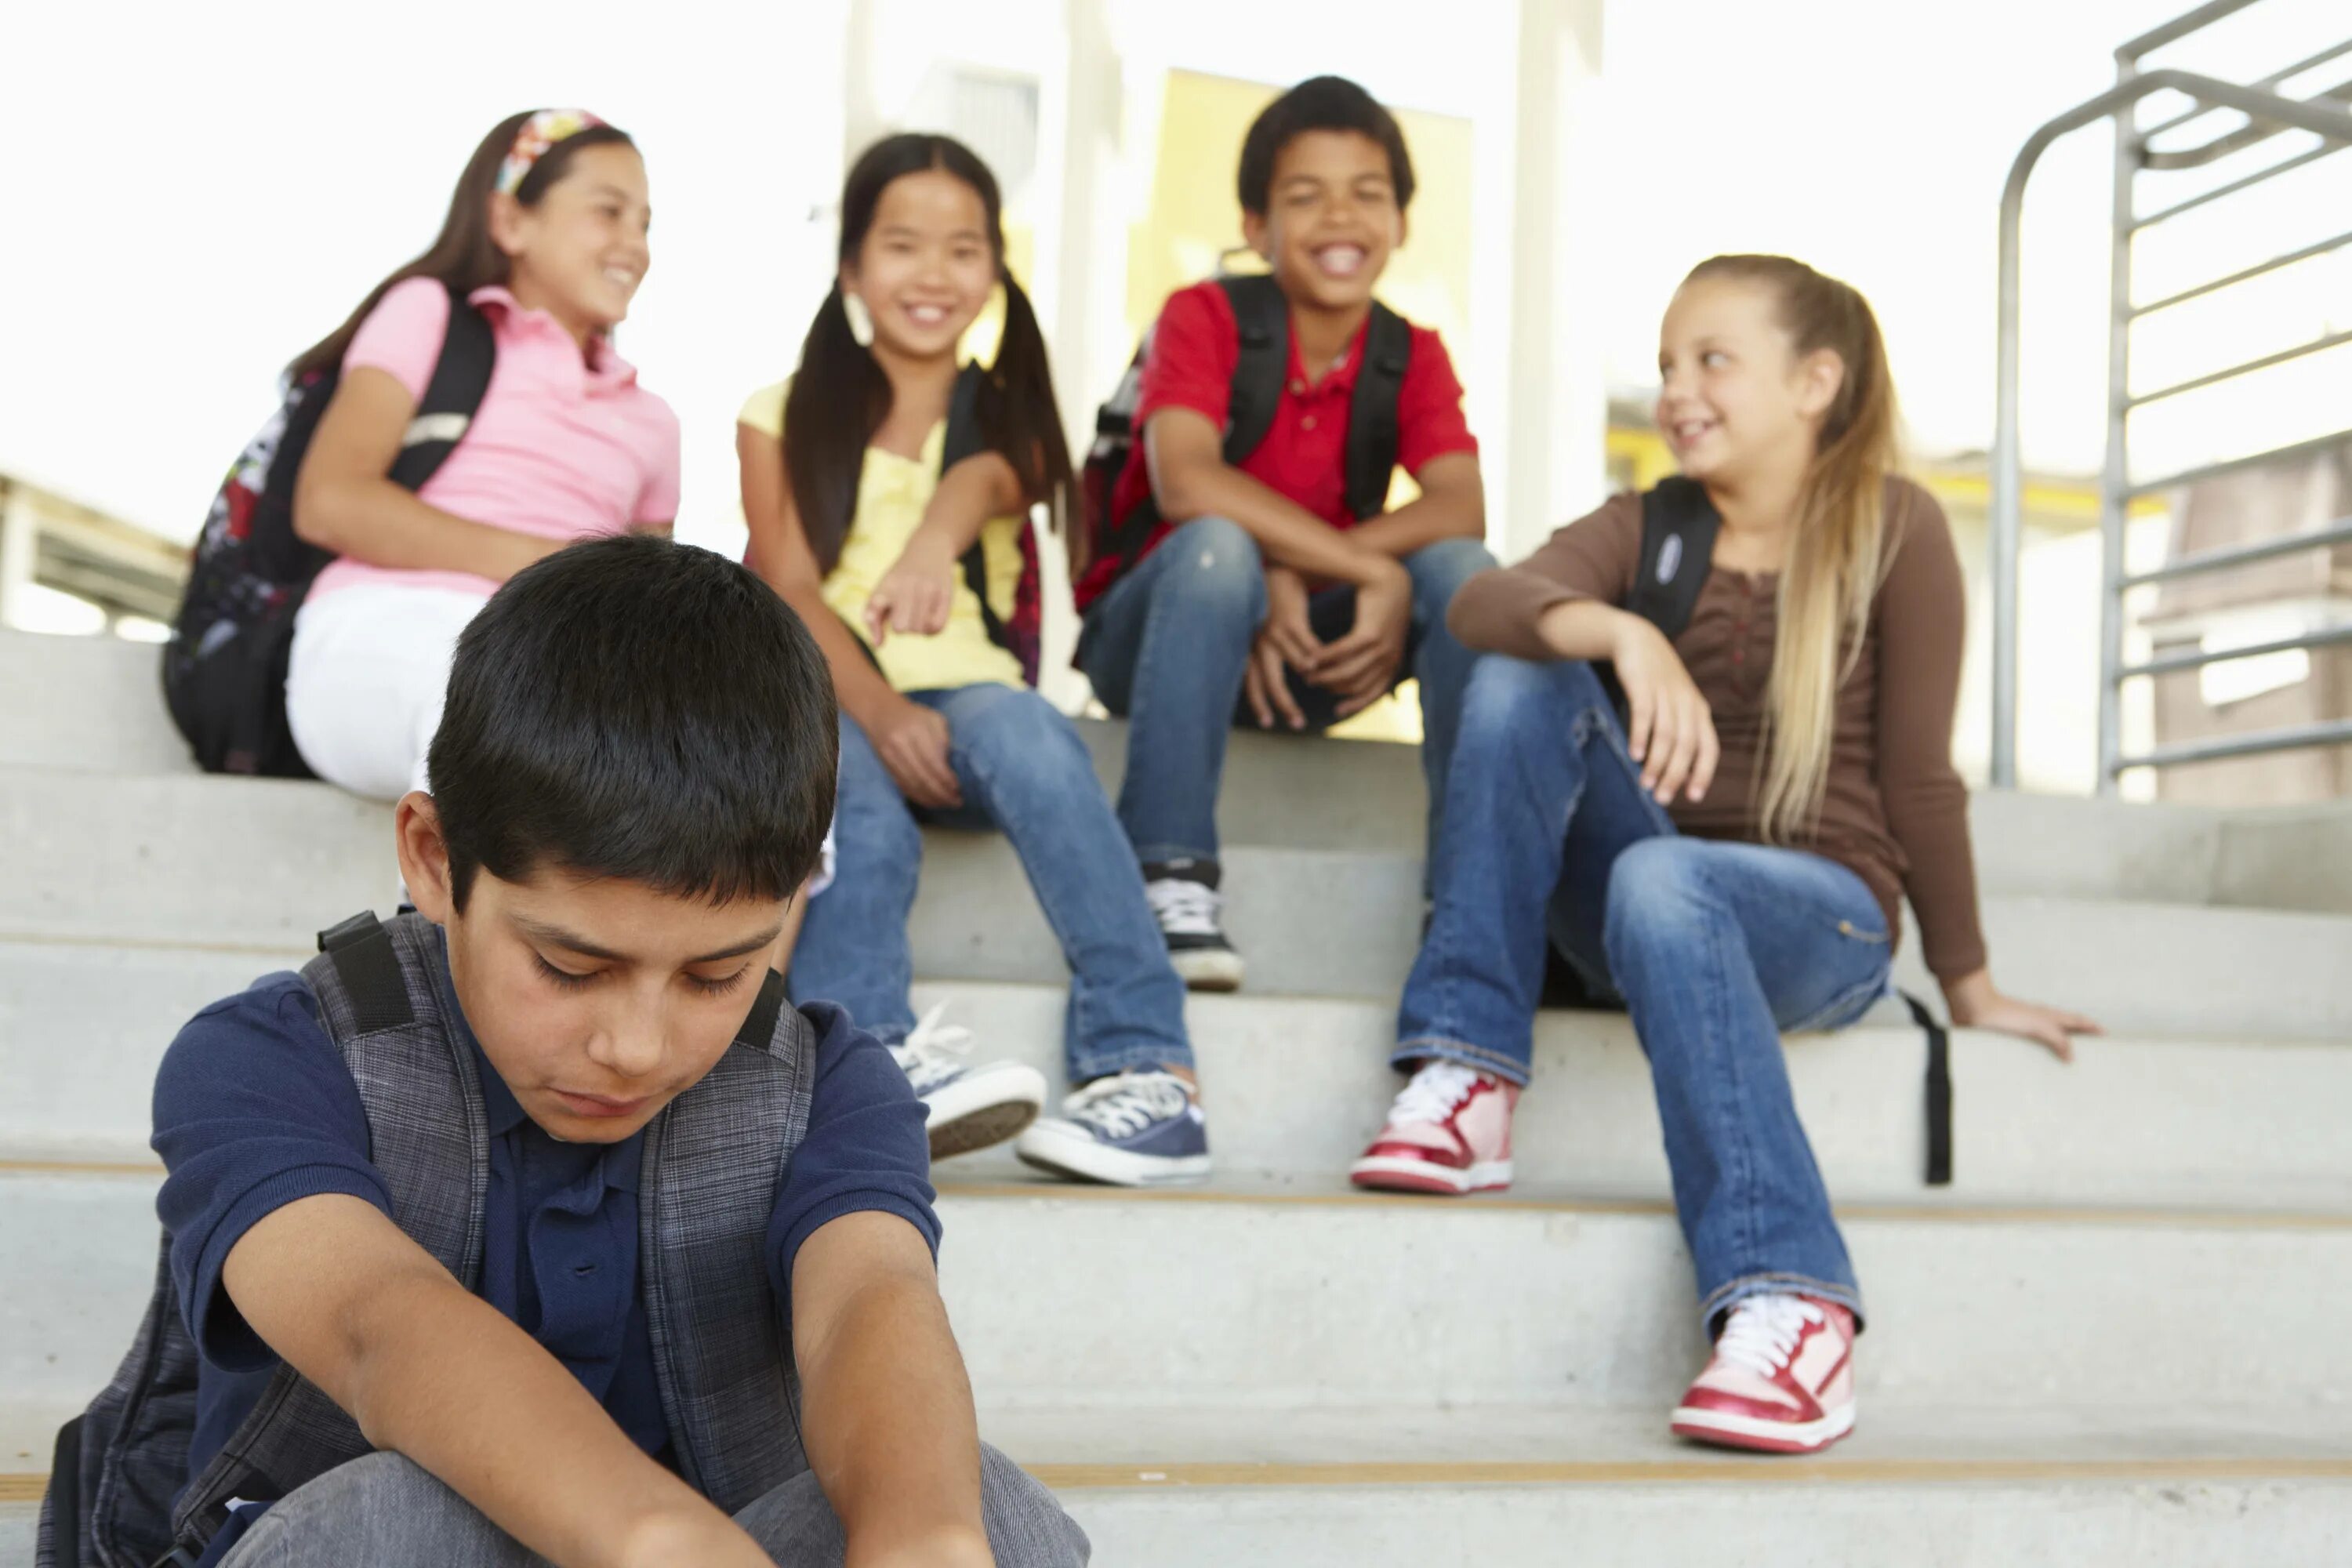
[{"xmin": 5, "ymin": 0, "xmax": 2348, "ymax": 556}]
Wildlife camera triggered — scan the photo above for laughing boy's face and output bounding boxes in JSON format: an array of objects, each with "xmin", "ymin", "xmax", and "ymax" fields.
[{"xmin": 1246, "ymin": 129, "xmax": 1404, "ymax": 314}]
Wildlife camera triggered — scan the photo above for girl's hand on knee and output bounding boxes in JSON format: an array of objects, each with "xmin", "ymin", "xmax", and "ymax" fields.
[
  {"xmin": 1942, "ymin": 969, "xmax": 2101, "ymax": 1062},
  {"xmin": 1612, "ymin": 617, "xmax": 1719, "ymax": 804},
  {"xmin": 866, "ymin": 538, "xmax": 958, "ymax": 644},
  {"xmin": 870, "ymin": 696, "xmax": 963, "ymax": 810}
]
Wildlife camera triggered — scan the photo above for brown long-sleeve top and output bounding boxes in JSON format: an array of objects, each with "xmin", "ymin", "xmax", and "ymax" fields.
[{"xmin": 1448, "ymin": 477, "xmax": 1988, "ymax": 980}]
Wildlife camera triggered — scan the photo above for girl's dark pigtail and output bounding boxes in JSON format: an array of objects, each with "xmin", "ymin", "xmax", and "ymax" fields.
[
  {"xmin": 985, "ymin": 275, "xmax": 1080, "ymax": 572},
  {"xmin": 784, "ymin": 286, "xmax": 893, "ymax": 574}
]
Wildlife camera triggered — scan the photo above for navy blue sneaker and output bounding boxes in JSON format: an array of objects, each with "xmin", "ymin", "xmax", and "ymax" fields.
[{"xmin": 1014, "ymin": 1070, "xmax": 1211, "ymax": 1187}]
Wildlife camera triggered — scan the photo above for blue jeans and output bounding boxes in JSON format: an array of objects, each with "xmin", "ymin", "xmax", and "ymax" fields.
[
  {"xmin": 789, "ymin": 683, "xmax": 1192, "ymax": 1081},
  {"xmin": 1396, "ymin": 656, "xmax": 1892, "ymax": 1327},
  {"xmin": 1077, "ymin": 516, "xmax": 1494, "ymax": 866}
]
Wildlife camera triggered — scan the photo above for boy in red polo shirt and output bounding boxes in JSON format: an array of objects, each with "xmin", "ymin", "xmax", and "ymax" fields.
[{"xmin": 1074, "ymin": 75, "xmax": 1490, "ymax": 991}]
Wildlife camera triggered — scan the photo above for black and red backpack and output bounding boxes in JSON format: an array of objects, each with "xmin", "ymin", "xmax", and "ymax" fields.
[
  {"xmin": 1079, "ymin": 273, "xmax": 1413, "ymax": 604},
  {"xmin": 161, "ymin": 285, "xmax": 495, "ymax": 777}
]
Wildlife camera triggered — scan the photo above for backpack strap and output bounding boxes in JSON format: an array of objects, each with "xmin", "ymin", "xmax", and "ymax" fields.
[
  {"xmin": 388, "ymin": 284, "xmax": 497, "ymax": 491},
  {"xmin": 1214, "ymin": 274, "xmax": 1290, "ymax": 466},
  {"xmin": 938, "ymin": 363, "xmax": 1017, "ymax": 659},
  {"xmin": 1341, "ymin": 302, "xmax": 1413, "ymax": 521},
  {"xmin": 1625, "ymin": 477, "xmax": 1722, "ymax": 643},
  {"xmin": 314, "ymin": 912, "xmax": 415, "ymax": 1036},
  {"xmin": 1901, "ymin": 989, "xmax": 1955, "ymax": 1186}
]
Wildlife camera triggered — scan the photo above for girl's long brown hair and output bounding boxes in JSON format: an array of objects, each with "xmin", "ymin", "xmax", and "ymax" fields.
[
  {"xmin": 1686, "ymin": 254, "xmax": 1900, "ymax": 843},
  {"xmin": 285, "ymin": 111, "xmax": 637, "ymax": 384},
  {"xmin": 785, "ymin": 133, "xmax": 1077, "ymax": 576}
]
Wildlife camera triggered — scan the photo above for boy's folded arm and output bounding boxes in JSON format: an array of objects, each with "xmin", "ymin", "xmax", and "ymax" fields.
[
  {"xmin": 223, "ymin": 1192, "xmax": 762, "ymax": 1568},
  {"xmin": 792, "ymin": 1210, "xmax": 991, "ymax": 1565},
  {"xmin": 291, "ymin": 366, "xmax": 552, "ymax": 582},
  {"xmin": 1145, "ymin": 408, "xmax": 1399, "ymax": 587},
  {"xmin": 1345, "ymin": 451, "xmax": 1486, "ymax": 560}
]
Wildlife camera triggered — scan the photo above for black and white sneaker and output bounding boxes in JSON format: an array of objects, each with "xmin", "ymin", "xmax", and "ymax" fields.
[
  {"xmin": 1142, "ymin": 859, "xmax": 1245, "ymax": 993},
  {"xmin": 891, "ymin": 1003, "xmax": 1047, "ymax": 1160}
]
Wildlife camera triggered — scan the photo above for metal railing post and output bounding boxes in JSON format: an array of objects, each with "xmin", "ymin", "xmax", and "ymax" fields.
[
  {"xmin": 1988, "ymin": 62, "xmax": 2352, "ymax": 794},
  {"xmin": 2096, "ymin": 55, "xmax": 2138, "ymax": 796}
]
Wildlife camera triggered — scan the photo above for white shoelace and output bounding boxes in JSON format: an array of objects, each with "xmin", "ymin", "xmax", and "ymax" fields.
[
  {"xmin": 1145, "ymin": 877, "xmax": 1223, "ymax": 938},
  {"xmin": 891, "ymin": 1002, "xmax": 975, "ymax": 1094},
  {"xmin": 1388, "ymin": 1061, "xmax": 1481, "ymax": 1126},
  {"xmin": 1064, "ymin": 1071, "xmax": 1191, "ymax": 1138},
  {"xmin": 1712, "ymin": 1294, "xmax": 1824, "ymax": 1380}
]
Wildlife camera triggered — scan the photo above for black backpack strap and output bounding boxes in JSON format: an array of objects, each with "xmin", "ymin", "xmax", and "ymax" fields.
[
  {"xmin": 388, "ymin": 284, "xmax": 497, "ymax": 491},
  {"xmin": 733, "ymin": 969, "xmax": 789, "ymax": 1052},
  {"xmin": 938, "ymin": 364, "xmax": 1014, "ymax": 655},
  {"xmin": 314, "ymin": 913, "xmax": 416, "ymax": 1035},
  {"xmin": 1625, "ymin": 477, "xmax": 1722, "ymax": 643},
  {"xmin": 1342, "ymin": 302, "xmax": 1413, "ymax": 520},
  {"xmin": 1214, "ymin": 274, "xmax": 1289, "ymax": 466},
  {"xmin": 1900, "ymin": 989, "xmax": 1955, "ymax": 1186}
]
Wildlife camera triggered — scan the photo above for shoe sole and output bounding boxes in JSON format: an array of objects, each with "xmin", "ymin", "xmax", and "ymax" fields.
[
  {"xmin": 924, "ymin": 1065, "xmax": 1048, "ymax": 1160},
  {"xmin": 1014, "ymin": 1127, "xmax": 1213, "ymax": 1189},
  {"xmin": 1670, "ymin": 1400, "xmax": 1857, "ymax": 1455},
  {"xmin": 1347, "ymin": 1156, "xmax": 1513, "ymax": 1196},
  {"xmin": 1169, "ymin": 947, "xmax": 1246, "ymax": 993}
]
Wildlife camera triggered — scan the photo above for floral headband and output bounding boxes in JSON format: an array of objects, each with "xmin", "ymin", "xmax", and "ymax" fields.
[{"xmin": 496, "ymin": 108, "xmax": 608, "ymax": 195}]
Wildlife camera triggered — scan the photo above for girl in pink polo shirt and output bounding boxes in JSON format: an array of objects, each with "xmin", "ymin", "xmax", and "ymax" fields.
[{"xmin": 281, "ymin": 108, "xmax": 680, "ymax": 800}]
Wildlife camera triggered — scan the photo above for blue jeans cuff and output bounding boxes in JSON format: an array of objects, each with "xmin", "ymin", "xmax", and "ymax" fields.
[
  {"xmin": 1700, "ymin": 1274, "xmax": 1866, "ymax": 1337},
  {"xmin": 1388, "ymin": 1035, "xmax": 1531, "ymax": 1088},
  {"xmin": 1070, "ymin": 1041, "xmax": 1196, "ymax": 1084}
]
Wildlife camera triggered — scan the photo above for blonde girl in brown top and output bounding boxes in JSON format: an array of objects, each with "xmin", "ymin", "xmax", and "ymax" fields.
[{"xmin": 1348, "ymin": 256, "xmax": 2099, "ymax": 1454}]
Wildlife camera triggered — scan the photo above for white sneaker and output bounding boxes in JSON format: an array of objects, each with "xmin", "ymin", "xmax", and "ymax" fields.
[
  {"xmin": 891, "ymin": 1003, "xmax": 1046, "ymax": 1160},
  {"xmin": 1143, "ymin": 859, "xmax": 1245, "ymax": 992}
]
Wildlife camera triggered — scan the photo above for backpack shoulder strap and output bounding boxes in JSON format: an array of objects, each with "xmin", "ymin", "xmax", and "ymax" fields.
[
  {"xmin": 1343, "ymin": 301, "xmax": 1414, "ymax": 520},
  {"xmin": 1214, "ymin": 274, "xmax": 1289, "ymax": 466},
  {"xmin": 388, "ymin": 284, "xmax": 497, "ymax": 491},
  {"xmin": 1624, "ymin": 477, "xmax": 1722, "ymax": 644},
  {"xmin": 313, "ymin": 911, "xmax": 416, "ymax": 1036},
  {"xmin": 939, "ymin": 363, "xmax": 1017, "ymax": 659}
]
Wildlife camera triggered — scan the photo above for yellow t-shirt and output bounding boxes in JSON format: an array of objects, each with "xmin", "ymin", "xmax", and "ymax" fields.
[{"xmin": 739, "ymin": 379, "xmax": 1025, "ymax": 693}]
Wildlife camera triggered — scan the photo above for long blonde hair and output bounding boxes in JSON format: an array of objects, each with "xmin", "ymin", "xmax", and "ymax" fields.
[{"xmin": 1685, "ymin": 255, "xmax": 1900, "ymax": 844}]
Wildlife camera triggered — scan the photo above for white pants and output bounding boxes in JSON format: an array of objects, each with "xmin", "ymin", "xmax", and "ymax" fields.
[{"xmin": 285, "ymin": 583, "xmax": 488, "ymax": 800}]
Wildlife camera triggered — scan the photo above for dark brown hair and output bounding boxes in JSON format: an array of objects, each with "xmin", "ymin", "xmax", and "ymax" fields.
[
  {"xmin": 783, "ymin": 133, "xmax": 1076, "ymax": 576},
  {"xmin": 286, "ymin": 110, "xmax": 637, "ymax": 384}
]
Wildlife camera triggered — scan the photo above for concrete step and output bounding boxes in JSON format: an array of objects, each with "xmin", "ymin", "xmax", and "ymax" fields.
[
  {"xmin": 12, "ymin": 628, "xmax": 2348, "ymax": 908},
  {"xmin": 7, "ymin": 1406, "xmax": 2350, "ymax": 1568},
  {"xmin": 8, "ymin": 1405, "xmax": 2348, "ymax": 1568},
  {"xmin": 9, "ymin": 1164, "xmax": 2349, "ymax": 1425},
  {"xmin": 11, "ymin": 953, "xmax": 2350, "ymax": 1212},
  {"xmin": 12, "ymin": 766, "xmax": 2352, "ymax": 1036}
]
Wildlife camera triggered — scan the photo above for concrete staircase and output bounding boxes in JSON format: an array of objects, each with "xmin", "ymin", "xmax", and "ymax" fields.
[{"xmin": 3, "ymin": 626, "xmax": 2349, "ymax": 1564}]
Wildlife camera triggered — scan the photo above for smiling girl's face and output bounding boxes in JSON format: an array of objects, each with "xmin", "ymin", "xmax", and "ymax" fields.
[
  {"xmin": 1655, "ymin": 274, "xmax": 1841, "ymax": 487},
  {"xmin": 841, "ymin": 167, "xmax": 995, "ymax": 364},
  {"xmin": 493, "ymin": 142, "xmax": 652, "ymax": 342}
]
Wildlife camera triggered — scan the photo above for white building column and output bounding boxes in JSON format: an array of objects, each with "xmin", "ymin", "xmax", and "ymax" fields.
[{"xmin": 1472, "ymin": 0, "xmax": 1609, "ymax": 562}]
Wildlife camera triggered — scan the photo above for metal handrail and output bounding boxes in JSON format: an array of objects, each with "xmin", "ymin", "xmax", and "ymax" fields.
[
  {"xmin": 2130, "ymin": 225, "xmax": 2352, "ymax": 317},
  {"xmin": 2122, "ymin": 516, "xmax": 2352, "ymax": 587},
  {"xmin": 1989, "ymin": 60, "xmax": 2352, "ymax": 789},
  {"xmin": 2140, "ymin": 36, "xmax": 2352, "ymax": 141},
  {"xmin": 2142, "ymin": 75, "xmax": 2352, "ymax": 168},
  {"xmin": 2118, "ymin": 622, "xmax": 2352, "ymax": 681}
]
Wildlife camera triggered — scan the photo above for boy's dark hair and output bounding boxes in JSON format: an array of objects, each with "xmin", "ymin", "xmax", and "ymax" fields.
[
  {"xmin": 428, "ymin": 535, "xmax": 838, "ymax": 910},
  {"xmin": 1237, "ymin": 75, "xmax": 1415, "ymax": 216}
]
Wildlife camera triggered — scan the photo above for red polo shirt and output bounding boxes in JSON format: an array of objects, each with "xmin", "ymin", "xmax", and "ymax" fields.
[{"xmin": 1076, "ymin": 278, "xmax": 1478, "ymax": 611}]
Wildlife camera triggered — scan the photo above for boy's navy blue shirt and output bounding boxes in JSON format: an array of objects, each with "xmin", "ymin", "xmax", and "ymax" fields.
[{"xmin": 151, "ymin": 937, "xmax": 938, "ymax": 1498}]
